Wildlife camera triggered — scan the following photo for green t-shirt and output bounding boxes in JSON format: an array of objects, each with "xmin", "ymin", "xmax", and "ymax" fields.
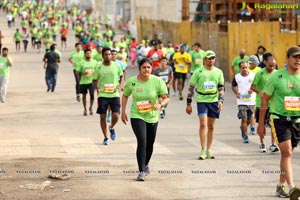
[
  {"xmin": 190, "ymin": 49, "xmax": 206, "ymax": 72},
  {"xmin": 231, "ymin": 56, "xmax": 249, "ymax": 74},
  {"xmin": 263, "ymin": 68, "xmax": 300, "ymax": 117},
  {"xmin": 0, "ymin": 56, "xmax": 12, "ymax": 77},
  {"xmin": 189, "ymin": 66, "xmax": 224, "ymax": 103},
  {"xmin": 76, "ymin": 59, "xmax": 97, "ymax": 85},
  {"xmin": 93, "ymin": 61, "xmax": 123, "ymax": 98},
  {"xmin": 14, "ymin": 32, "xmax": 22, "ymax": 42},
  {"xmin": 69, "ymin": 50, "xmax": 84, "ymax": 70},
  {"xmin": 93, "ymin": 52, "xmax": 103, "ymax": 63},
  {"xmin": 123, "ymin": 75, "xmax": 168, "ymax": 123},
  {"xmin": 252, "ymin": 68, "xmax": 276, "ymax": 107}
]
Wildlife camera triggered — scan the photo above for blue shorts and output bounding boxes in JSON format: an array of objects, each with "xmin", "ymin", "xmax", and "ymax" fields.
[{"xmin": 197, "ymin": 102, "xmax": 220, "ymax": 119}]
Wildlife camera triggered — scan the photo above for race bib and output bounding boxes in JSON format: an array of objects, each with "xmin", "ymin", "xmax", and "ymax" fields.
[
  {"xmin": 241, "ymin": 94, "xmax": 251, "ymax": 101},
  {"xmin": 160, "ymin": 75, "xmax": 169, "ymax": 82},
  {"xmin": 284, "ymin": 96, "xmax": 300, "ymax": 111},
  {"xmin": 195, "ymin": 58, "xmax": 202, "ymax": 64},
  {"xmin": 204, "ymin": 81, "xmax": 215, "ymax": 93},
  {"xmin": 136, "ymin": 101, "xmax": 152, "ymax": 113},
  {"xmin": 151, "ymin": 53, "xmax": 159, "ymax": 61},
  {"xmin": 104, "ymin": 84, "xmax": 115, "ymax": 93},
  {"xmin": 85, "ymin": 69, "xmax": 93, "ymax": 76},
  {"xmin": 0, "ymin": 63, "xmax": 4, "ymax": 70},
  {"xmin": 178, "ymin": 64, "xmax": 184, "ymax": 69}
]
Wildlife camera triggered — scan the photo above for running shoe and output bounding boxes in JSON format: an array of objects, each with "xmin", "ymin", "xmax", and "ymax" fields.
[
  {"xmin": 136, "ymin": 172, "xmax": 145, "ymax": 181},
  {"xmin": 289, "ymin": 187, "xmax": 300, "ymax": 200},
  {"xmin": 144, "ymin": 165, "xmax": 150, "ymax": 175},
  {"xmin": 207, "ymin": 150, "xmax": 215, "ymax": 159},
  {"xmin": 198, "ymin": 150, "xmax": 207, "ymax": 160},
  {"xmin": 106, "ymin": 113, "xmax": 112, "ymax": 123},
  {"xmin": 276, "ymin": 184, "xmax": 289, "ymax": 198},
  {"xmin": 243, "ymin": 135, "xmax": 249, "ymax": 143},
  {"xmin": 83, "ymin": 110, "xmax": 87, "ymax": 116},
  {"xmin": 110, "ymin": 128, "xmax": 116, "ymax": 140},
  {"xmin": 259, "ymin": 143, "xmax": 267, "ymax": 153},
  {"xmin": 103, "ymin": 138, "xmax": 109, "ymax": 145},
  {"xmin": 269, "ymin": 144, "xmax": 279, "ymax": 153},
  {"xmin": 250, "ymin": 126, "xmax": 255, "ymax": 135},
  {"xmin": 160, "ymin": 110, "xmax": 165, "ymax": 119},
  {"xmin": 179, "ymin": 94, "xmax": 183, "ymax": 101},
  {"xmin": 76, "ymin": 95, "xmax": 80, "ymax": 102}
]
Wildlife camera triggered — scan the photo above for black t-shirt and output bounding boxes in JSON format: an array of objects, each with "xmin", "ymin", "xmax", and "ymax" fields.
[{"xmin": 44, "ymin": 51, "xmax": 59, "ymax": 70}]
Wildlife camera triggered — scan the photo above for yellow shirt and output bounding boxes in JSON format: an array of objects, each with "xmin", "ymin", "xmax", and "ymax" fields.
[
  {"xmin": 173, "ymin": 52, "xmax": 192, "ymax": 73},
  {"xmin": 248, "ymin": 66, "xmax": 261, "ymax": 74}
]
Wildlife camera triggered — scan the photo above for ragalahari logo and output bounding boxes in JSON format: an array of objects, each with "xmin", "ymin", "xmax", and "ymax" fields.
[{"xmin": 240, "ymin": 2, "xmax": 254, "ymax": 16}]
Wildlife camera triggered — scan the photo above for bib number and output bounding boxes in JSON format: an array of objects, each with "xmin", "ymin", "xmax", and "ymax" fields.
[
  {"xmin": 104, "ymin": 84, "xmax": 115, "ymax": 93},
  {"xmin": 284, "ymin": 96, "xmax": 300, "ymax": 111},
  {"xmin": 204, "ymin": 81, "xmax": 215, "ymax": 93},
  {"xmin": 241, "ymin": 94, "xmax": 251, "ymax": 101},
  {"xmin": 0, "ymin": 63, "xmax": 4, "ymax": 70},
  {"xmin": 136, "ymin": 101, "xmax": 152, "ymax": 113}
]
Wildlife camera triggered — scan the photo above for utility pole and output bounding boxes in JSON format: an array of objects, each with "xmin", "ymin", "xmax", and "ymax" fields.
[{"xmin": 182, "ymin": 0, "xmax": 190, "ymax": 21}]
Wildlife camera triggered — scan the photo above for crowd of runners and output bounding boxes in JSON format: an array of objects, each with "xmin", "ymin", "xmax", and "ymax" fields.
[{"xmin": 0, "ymin": 0, "xmax": 300, "ymax": 198}]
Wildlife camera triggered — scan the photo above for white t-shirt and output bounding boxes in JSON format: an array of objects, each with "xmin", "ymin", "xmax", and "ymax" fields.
[{"xmin": 233, "ymin": 72, "xmax": 256, "ymax": 105}]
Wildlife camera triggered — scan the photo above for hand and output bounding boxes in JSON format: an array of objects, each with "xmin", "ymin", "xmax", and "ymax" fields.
[
  {"xmin": 153, "ymin": 103, "xmax": 162, "ymax": 111},
  {"xmin": 236, "ymin": 93, "xmax": 241, "ymax": 99},
  {"xmin": 186, "ymin": 104, "xmax": 192, "ymax": 114},
  {"xmin": 218, "ymin": 102, "xmax": 223, "ymax": 112},
  {"xmin": 257, "ymin": 123, "xmax": 265, "ymax": 139},
  {"xmin": 121, "ymin": 113, "xmax": 128, "ymax": 125},
  {"xmin": 248, "ymin": 90, "xmax": 253, "ymax": 94}
]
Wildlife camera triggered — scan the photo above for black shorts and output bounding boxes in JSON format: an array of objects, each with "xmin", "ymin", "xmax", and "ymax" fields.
[
  {"xmin": 174, "ymin": 72, "xmax": 187, "ymax": 80},
  {"xmin": 79, "ymin": 83, "xmax": 94, "ymax": 94},
  {"xmin": 255, "ymin": 107, "xmax": 270, "ymax": 124},
  {"xmin": 61, "ymin": 37, "xmax": 67, "ymax": 42},
  {"xmin": 97, "ymin": 97, "xmax": 120, "ymax": 114},
  {"xmin": 271, "ymin": 118, "xmax": 300, "ymax": 147}
]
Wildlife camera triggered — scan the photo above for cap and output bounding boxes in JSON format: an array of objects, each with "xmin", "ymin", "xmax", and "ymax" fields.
[
  {"xmin": 287, "ymin": 46, "xmax": 300, "ymax": 57},
  {"xmin": 205, "ymin": 50, "xmax": 216, "ymax": 58},
  {"xmin": 174, "ymin": 45, "xmax": 179, "ymax": 49},
  {"xmin": 248, "ymin": 55, "xmax": 259, "ymax": 65}
]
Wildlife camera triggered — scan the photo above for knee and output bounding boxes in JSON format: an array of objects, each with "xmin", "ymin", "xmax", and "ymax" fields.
[
  {"xmin": 90, "ymin": 94, "xmax": 94, "ymax": 100},
  {"xmin": 281, "ymin": 149, "xmax": 293, "ymax": 158}
]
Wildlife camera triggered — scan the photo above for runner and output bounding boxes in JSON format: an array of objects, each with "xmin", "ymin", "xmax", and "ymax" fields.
[
  {"xmin": 75, "ymin": 49, "xmax": 97, "ymax": 116},
  {"xmin": 43, "ymin": 44, "xmax": 60, "ymax": 92},
  {"xmin": 231, "ymin": 61, "xmax": 255, "ymax": 143},
  {"xmin": 251, "ymin": 53, "xmax": 279, "ymax": 153},
  {"xmin": 153, "ymin": 57, "xmax": 173, "ymax": 119},
  {"xmin": 186, "ymin": 50, "xmax": 224, "ymax": 160},
  {"xmin": 257, "ymin": 46, "xmax": 300, "ymax": 198},
  {"xmin": 121, "ymin": 58, "xmax": 169, "ymax": 181},
  {"xmin": 92, "ymin": 47, "xmax": 123, "ymax": 145},
  {"xmin": 68, "ymin": 42, "xmax": 84, "ymax": 102},
  {"xmin": 0, "ymin": 47, "xmax": 13, "ymax": 103}
]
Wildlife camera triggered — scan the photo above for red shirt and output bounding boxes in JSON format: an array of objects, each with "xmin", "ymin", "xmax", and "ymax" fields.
[
  {"xmin": 60, "ymin": 27, "xmax": 68, "ymax": 38},
  {"xmin": 147, "ymin": 49, "xmax": 163, "ymax": 70}
]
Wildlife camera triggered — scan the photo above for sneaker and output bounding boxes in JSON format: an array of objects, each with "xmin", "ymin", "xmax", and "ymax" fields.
[
  {"xmin": 172, "ymin": 91, "xmax": 177, "ymax": 96},
  {"xmin": 207, "ymin": 150, "xmax": 215, "ymax": 159},
  {"xmin": 250, "ymin": 127, "xmax": 255, "ymax": 135},
  {"xmin": 289, "ymin": 187, "xmax": 300, "ymax": 199},
  {"xmin": 136, "ymin": 172, "xmax": 145, "ymax": 181},
  {"xmin": 160, "ymin": 110, "xmax": 165, "ymax": 119},
  {"xmin": 179, "ymin": 94, "xmax": 183, "ymax": 101},
  {"xmin": 198, "ymin": 150, "xmax": 207, "ymax": 160},
  {"xmin": 83, "ymin": 110, "xmax": 87, "ymax": 116},
  {"xmin": 243, "ymin": 135, "xmax": 249, "ymax": 143},
  {"xmin": 144, "ymin": 165, "xmax": 150, "ymax": 175},
  {"xmin": 259, "ymin": 143, "xmax": 267, "ymax": 153},
  {"xmin": 269, "ymin": 144, "xmax": 279, "ymax": 153},
  {"xmin": 276, "ymin": 184, "xmax": 289, "ymax": 198},
  {"xmin": 103, "ymin": 138, "xmax": 109, "ymax": 145},
  {"xmin": 76, "ymin": 95, "xmax": 80, "ymax": 102},
  {"xmin": 106, "ymin": 113, "xmax": 112, "ymax": 123},
  {"xmin": 110, "ymin": 128, "xmax": 116, "ymax": 140}
]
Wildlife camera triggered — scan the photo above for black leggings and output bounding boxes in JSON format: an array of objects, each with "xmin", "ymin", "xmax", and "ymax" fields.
[
  {"xmin": 73, "ymin": 70, "xmax": 80, "ymax": 95},
  {"xmin": 131, "ymin": 118, "xmax": 158, "ymax": 172}
]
